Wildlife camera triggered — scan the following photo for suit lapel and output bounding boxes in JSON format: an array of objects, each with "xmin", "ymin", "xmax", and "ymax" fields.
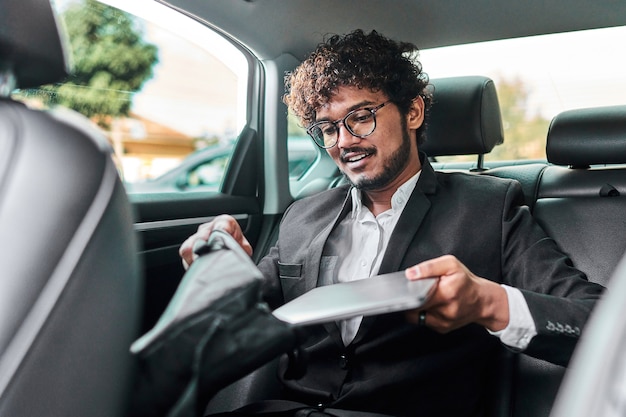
[
  {"xmin": 303, "ymin": 188, "xmax": 353, "ymax": 293},
  {"xmin": 379, "ymin": 155, "xmax": 438, "ymax": 274},
  {"xmin": 302, "ymin": 189, "xmax": 352, "ymax": 344}
]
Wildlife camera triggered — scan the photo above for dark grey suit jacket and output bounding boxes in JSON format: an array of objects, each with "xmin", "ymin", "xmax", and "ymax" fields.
[{"xmin": 257, "ymin": 156, "xmax": 604, "ymax": 417}]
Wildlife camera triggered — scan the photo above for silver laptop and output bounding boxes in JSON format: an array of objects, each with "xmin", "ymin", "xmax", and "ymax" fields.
[{"xmin": 272, "ymin": 271, "xmax": 438, "ymax": 326}]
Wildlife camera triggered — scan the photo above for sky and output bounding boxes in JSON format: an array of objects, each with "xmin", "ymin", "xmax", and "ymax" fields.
[
  {"xmin": 102, "ymin": 0, "xmax": 248, "ymax": 139},
  {"xmin": 419, "ymin": 25, "xmax": 626, "ymax": 119},
  {"xmin": 131, "ymin": 23, "xmax": 242, "ymax": 139}
]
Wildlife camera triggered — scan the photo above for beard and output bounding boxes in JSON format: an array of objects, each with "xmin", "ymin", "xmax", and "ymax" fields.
[{"xmin": 342, "ymin": 126, "xmax": 412, "ymax": 191}]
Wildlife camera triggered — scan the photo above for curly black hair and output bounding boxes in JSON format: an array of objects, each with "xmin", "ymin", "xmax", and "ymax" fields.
[{"xmin": 283, "ymin": 29, "xmax": 432, "ymax": 144}]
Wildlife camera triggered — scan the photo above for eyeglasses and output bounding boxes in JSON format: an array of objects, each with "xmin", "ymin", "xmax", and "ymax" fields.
[{"xmin": 306, "ymin": 101, "xmax": 391, "ymax": 149}]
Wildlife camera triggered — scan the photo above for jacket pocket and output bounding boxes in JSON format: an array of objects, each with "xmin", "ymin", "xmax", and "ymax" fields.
[
  {"xmin": 278, "ymin": 262, "xmax": 302, "ymax": 279},
  {"xmin": 278, "ymin": 262, "xmax": 304, "ymax": 301}
]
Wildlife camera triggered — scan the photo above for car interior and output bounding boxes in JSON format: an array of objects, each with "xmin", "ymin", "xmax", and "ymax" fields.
[{"xmin": 1, "ymin": 0, "xmax": 626, "ymax": 416}]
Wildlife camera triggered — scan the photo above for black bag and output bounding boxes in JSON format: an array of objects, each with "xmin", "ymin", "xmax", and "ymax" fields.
[{"xmin": 128, "ymin": 230, "xmax": 300, "ymax": 417}]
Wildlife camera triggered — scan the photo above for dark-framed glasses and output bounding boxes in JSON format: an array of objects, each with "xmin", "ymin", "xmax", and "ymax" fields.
[{"xmin": 306, "ymin": 101, "xmax": 391, "ymax": 149}]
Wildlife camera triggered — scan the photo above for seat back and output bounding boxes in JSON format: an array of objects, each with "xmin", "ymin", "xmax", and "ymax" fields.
[
  {"xmin": 0, "ymin": 1, "xmax": 142, "ymax": 416},
  {"xmin": 510, "ymin": 105, "xmax": 626, "ymax": 417},
  {"xmin": 423, "ymin": 75, "xmax": 504, "ymax": 162},
  {"xmin": 536, "ymin": 105, "xmax": 626, "ymax": 285}
]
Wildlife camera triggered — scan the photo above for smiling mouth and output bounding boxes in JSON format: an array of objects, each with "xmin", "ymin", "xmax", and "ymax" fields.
[{"xmin": 341, "ymin": 148, "xmax": 375, "ymax": 164}]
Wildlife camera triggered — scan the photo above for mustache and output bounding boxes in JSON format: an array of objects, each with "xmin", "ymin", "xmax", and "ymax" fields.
[{"xmin": 340, "ymin": 146, "xmax": 376, "ymax": 162}]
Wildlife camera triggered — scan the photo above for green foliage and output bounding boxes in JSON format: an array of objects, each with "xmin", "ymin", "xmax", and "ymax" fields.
[
  {"xmin": 38, "ymin": 0, "xmax": 159, "ymax": 126},
  {"xmin": 487, "ymin": 77, "xmax": 550, "ymax": 161}
]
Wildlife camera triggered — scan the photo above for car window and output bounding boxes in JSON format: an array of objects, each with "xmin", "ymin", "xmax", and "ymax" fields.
[
  {"xmin": 287, "ymin": 138, "xmax": 318, "ymax": 180},
  {"xmin": 419, "ymin": 26, "xmax": 626, "ymax": 162},
  {"xmin": 13, "ymin": 0, "xmax": 248, "ymax": 193},
  {"xmin": 287, "ymin": 111, "xmax": 318, "ymax": 180},
  {"xmin": 186, "ymin": 155, "xmax": 230, "ymax": 189}
]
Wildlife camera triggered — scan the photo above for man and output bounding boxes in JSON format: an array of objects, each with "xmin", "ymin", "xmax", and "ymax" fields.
[{"xmin": 180, "ymin": 30, "xmax": 604, "ymax": 417}]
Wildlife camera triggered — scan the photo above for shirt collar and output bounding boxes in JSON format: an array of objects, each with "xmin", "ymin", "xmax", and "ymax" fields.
[{"xmin": 350, "ymin": 170, "xmax": 422, "ymax": 219}]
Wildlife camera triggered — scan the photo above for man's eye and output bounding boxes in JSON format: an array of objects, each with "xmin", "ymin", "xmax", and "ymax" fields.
[
  {"xmin": 322, "ymin": 124, "xmax": 337, "ymax": 136},
  {"xmin": 350, "ymin": 111, "xmax": 373, "ymax": 124}
]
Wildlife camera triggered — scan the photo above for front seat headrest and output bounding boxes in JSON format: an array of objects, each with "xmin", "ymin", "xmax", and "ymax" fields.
[
  {"xmin": 546, "ymin": 105, "xmax": 626, "ymax": 167},
  {"xmin": 0, "ymin": 0, "xmax": 69, "ymax": 88},
  {"xmin": 422, "ymin": 75, "xmax": 504, "ymax": 157}
]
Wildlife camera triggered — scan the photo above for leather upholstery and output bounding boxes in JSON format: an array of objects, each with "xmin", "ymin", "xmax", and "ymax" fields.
[
  {"xmin": 537, "ymin": 110, "xmax": 626, "ymax": 285},
  {"xmin": 510, "ymin": 106, "xmax": 626, "ymax": 417},
  {"xmin": 422, "ymin": 75, "xmax": 504, "ymax": 156},
  {"xmin": 0, "ymin": 0, "xmax": 68, "ymax": 88},
  {"xmin": 0, "ymin": 1, "xmax": 142, "ymax": 415},
  {"xmin": 546, "ymin": 105, "xmax": 626, "ymax": 167}
]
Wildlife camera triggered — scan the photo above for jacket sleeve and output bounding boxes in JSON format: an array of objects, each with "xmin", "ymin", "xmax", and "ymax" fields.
[{"xmin": 499, "ymin": 180, "xmax": 605, "ymax": 366}]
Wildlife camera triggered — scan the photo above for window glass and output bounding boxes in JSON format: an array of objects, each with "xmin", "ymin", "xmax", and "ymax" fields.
[
  {"xmin": 420, "ymin": 26, "xmax": 626, "ymax": 162},
  {"xmin": 13, "ymin": 0, "xmax": 248, "ymax": 192},
  {"xmin": 287, "ymin": 111, "xmax": 318, "ymax": 180}
]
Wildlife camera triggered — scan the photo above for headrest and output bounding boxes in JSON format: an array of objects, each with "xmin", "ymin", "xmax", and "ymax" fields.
[
  {"xmin": 422, "ymin": 76, "xmax": 503, "ymax": 157},
  {"xmin": 0, "ymin": 0, "xmax": 68, "ymax": 89},
  {"xmin": 546, "ymin": 105, "xmax": 626, "ymax": 167}
]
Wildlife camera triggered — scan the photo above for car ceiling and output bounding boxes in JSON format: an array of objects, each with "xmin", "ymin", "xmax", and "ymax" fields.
[{"xmin": 160, "ymin": 0, "xmax": 626, "ymax": 60}]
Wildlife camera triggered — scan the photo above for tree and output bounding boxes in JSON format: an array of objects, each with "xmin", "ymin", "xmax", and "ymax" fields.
[
  {"xmin": 33, "ymin": 0, "xmax": 159, "ymax": 127},
  {"xmin": 488, "ymin": 77, "xmax": 550, "ymax": 160}
]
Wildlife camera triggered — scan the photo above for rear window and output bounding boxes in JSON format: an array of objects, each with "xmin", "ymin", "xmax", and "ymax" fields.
[{"xmin": 420, "ymin": 26, "xmax": 626, "ymax": 162}]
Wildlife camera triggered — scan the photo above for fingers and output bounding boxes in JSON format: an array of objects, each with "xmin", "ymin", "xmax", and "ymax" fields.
[
  {"xmin": 210, "ymin": 215, "xmax": 253, "ymax": 256},
  {"xmin": 404, "ymin": 255, "xmax": 509, "ymax": 333},
  {"xmin": 404, "ymin": 255, "xmax": 480, "ymax": 333},
  {"xmin": 178, "ymin": 215, "xmax": 252, "ymax": 268},
  {"xmin": 405, "ymin": 254, "xmax": 466, "ymax": 280}
]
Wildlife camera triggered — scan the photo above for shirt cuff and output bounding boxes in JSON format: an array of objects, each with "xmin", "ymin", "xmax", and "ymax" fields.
[{"xmin": 488, "ymin": 285, "xmax": 537, "ymax": 350}]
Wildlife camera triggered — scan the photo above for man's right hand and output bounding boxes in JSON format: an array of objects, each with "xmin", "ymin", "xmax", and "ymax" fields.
[{"xmin": 179, "ymin": 214, "xmax": 253, "ymax": 269}]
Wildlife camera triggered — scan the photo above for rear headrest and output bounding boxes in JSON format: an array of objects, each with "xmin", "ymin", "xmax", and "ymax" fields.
[
  {"xmin": 546, "ymin": 105, "xmax": 626, "ymax": 167},
  {"xmin": 422, "ymin": 76, "xmax": 503, "ymax": 157},
  {"xmin": 0, "ymin": 0, "xmax": 68, "ymax": 88}
]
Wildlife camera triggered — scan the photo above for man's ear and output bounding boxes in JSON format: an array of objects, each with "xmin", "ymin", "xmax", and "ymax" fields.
[{"xmin": 406, "ymin": 96, "xmax": 425, "ymax": 129}]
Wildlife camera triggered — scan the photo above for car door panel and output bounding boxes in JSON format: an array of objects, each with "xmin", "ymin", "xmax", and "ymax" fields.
[{"xmin": 131, "ymin": 127, "xmax": 265, "ymax": 331}]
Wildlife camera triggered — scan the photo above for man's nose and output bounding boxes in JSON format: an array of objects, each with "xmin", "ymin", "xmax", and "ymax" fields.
[{"xmin": 336, "ymin": 123, "xmax": 361, "ymax": 148}]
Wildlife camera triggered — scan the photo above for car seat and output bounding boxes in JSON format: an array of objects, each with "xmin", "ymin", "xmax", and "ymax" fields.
[
  {"xmin": 0, "ymin": 1, "xmax": 142, "ymax": 415},
  {"xmin": 509, "ymin": 104, "xmax": 626, "ymax": 417}
]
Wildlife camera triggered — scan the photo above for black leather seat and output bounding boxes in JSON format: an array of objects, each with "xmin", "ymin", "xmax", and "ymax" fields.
[
  {"xmin": 509, "ymin": 105, "xmax": 626, "ymax": 417},
  {"xmin": 0, "ymin": 1, "xmax": 142, "ymax": 415},
  {"xmin": 423, "ymin": 75, "xmax": 503, "ymax": 165},
  {"xmin": 536, "ymin": 104, "xmax": 626, "ymax": 285}
]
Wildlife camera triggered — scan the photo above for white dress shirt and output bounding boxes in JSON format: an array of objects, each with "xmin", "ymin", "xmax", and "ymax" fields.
[{"xmin": 319, "ymin": 171, "xmax": 537, "ymax": 348}]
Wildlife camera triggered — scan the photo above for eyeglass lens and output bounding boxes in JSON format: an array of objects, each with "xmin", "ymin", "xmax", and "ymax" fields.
[{"xmin": 309, "ymin": 108, "xmax": 377, "ymax": 148}]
